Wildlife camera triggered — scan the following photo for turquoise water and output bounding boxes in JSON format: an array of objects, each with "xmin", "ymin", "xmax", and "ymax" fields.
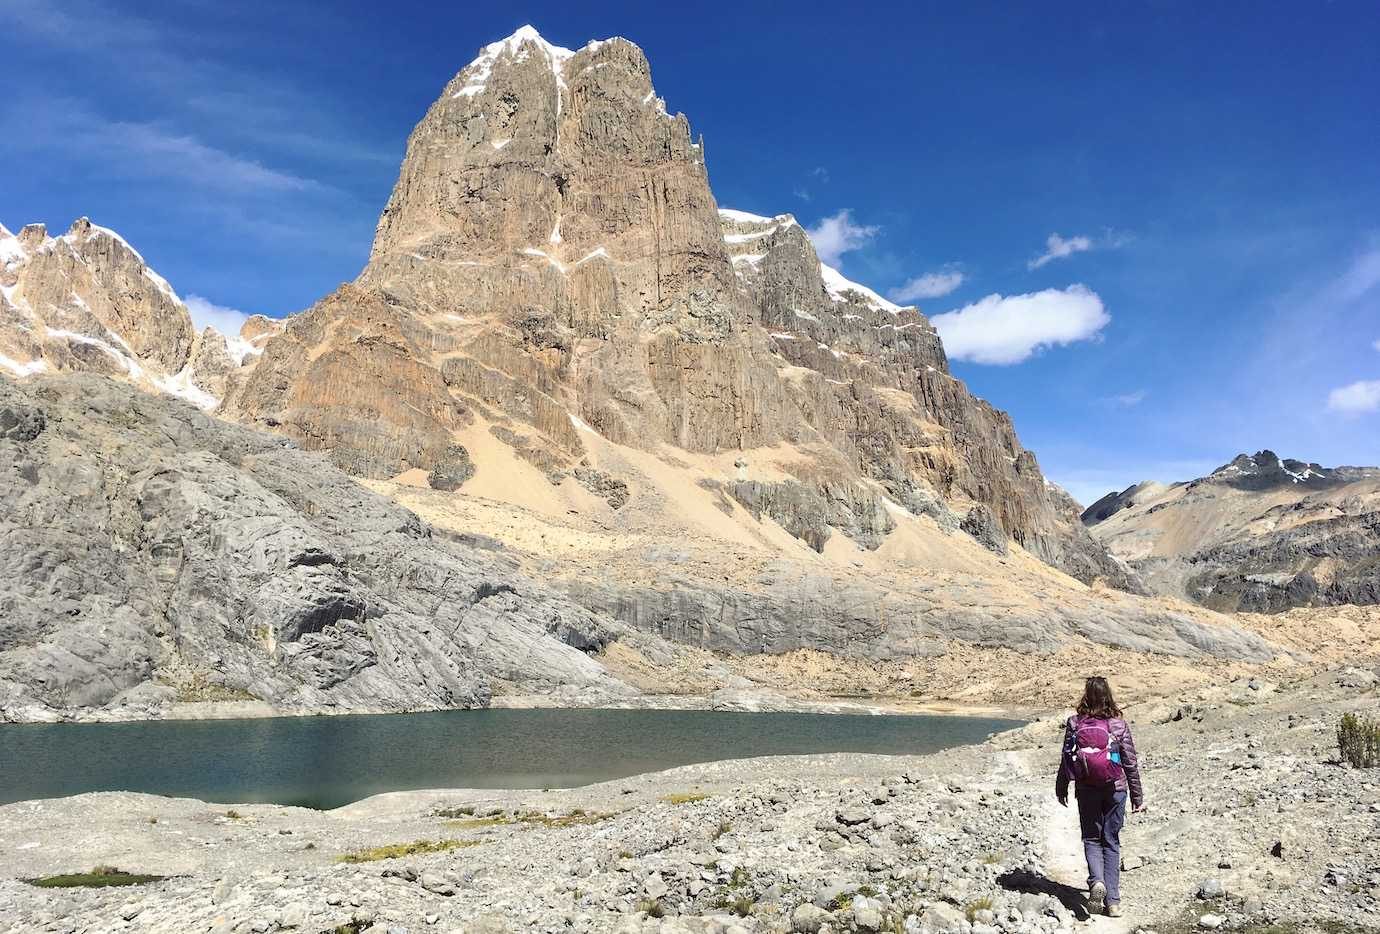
[{"xmin": 0, "ymin": 707, "xmax": 1019, "ymax": 809}]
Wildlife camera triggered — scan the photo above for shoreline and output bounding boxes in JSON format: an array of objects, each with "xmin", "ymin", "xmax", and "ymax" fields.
[{"xmin": 1, "ymin": 689, "xmax": 1045, "ymax": 727}]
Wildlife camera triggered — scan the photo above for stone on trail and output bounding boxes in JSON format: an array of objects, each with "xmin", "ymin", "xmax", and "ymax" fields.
[
  {"xmin": 836, "ymin": 807, "xmax": 871, "ymax": 826},
  {"xmin": 419, "ymin": 870, "xmax": 455, "ymax": 895},
  {"xmin": 852, "ymin": 894, "xmax": 885, "ymax": 931},
  {"xmin": 918, "ymin": 903, "xmax": 967, "ymax": 934},
  {"xmin": 791, "ymin": 902, "xmax": 833, "ymax": 933},
  {"xmin": 1197, "ymin": 879, "xmax": 1225, "ymax": 899},
  {"xmin": 643, "ymin": 872, "xmax": 668, "ymax": 899}
]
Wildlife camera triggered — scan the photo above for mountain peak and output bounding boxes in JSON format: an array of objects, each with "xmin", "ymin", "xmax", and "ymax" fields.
[
  {"xmin": 1207, "ymin": 450, "xmax": 1339, "ymax": 489},
  {"xmin": 453, "ymin": 24, "xmax": 582, "ymax": 100},
  {"xmin": 490, "ymin": 23, "xmax": 577, "ymax": 61}
]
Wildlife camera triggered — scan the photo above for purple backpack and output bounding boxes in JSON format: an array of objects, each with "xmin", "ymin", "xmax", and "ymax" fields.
[{"xmin": 1070, "ymin": 716, "xmax": 1123, "ymax": 785}]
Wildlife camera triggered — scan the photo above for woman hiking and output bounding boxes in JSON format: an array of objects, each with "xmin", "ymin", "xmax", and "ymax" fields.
[{"xmin": 1055, "ymin": 676, "xmax": 1145, "ymax": 918}]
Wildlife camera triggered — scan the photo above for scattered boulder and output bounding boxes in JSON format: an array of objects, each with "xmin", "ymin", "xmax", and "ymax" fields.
[
  {"xmin": 791, "ymin": 903, "xmax": 831, "ymax": 933},
  {"xmin": 574, "ymin": 466, "xmax": 630, "ymax": 509},
  {"xmin": 961, "ymin": 504, "xmax": 1008, "ymax": 555},
  {"xmin": 917, "ymin": 903, "xmax": 966, "ymax": 933},
  {"xmin": 0, "ymin": 403, "xmax": 44, "ymax": 442},
  {"xmin": 1197, "ymin": 878, "xmax": 1226, "ymax": 899},
  {"xmin": 427, "ymin": 443, "xmax": 475, "ymax": 491}
]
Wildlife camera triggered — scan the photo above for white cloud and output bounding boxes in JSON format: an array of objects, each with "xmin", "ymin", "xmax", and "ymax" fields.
[
  {"xmin": 1, "ymin": 97, "xmax": 320, "ymax": 195},
  {"xmin": 890, "ymin": 268, "xmax": 965, "ymax": 302},
  {"xmin": 185, "ymin": 294, "xmax": 252, "ymax": 337},
  {"xmin": 105, "ymin": 120, "xmax": 319, "ymax": 193},
  {"xmin": 806, "ymin": 209, "xmax": 878, "ymax": 266},
  {"xmin": 1107, "ymin": 389, "xmax": 1148, "ymax": 407},
  {"xmin": 1326, "ymin": 380, "xmax": 1380, "ymax": 415},
  {"xmin": 1028, "ymin": 232, "xmax": 1093, "ymax": 270},
  {"xmin": 1371, "ymin": 338, "xmax": 1380, "ymax": 352},
  {"xmin": 931, "ymin": 285, "xmax": 1110, "ymax": 365},
  {"xmin": 1336, "ymin": 249, "xmax": 1380, "ymax": 301}
]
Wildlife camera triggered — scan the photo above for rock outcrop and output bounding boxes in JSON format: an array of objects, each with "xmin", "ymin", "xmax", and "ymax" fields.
[
  {"xmin": 1085, "ymin": 451, "xmax": 1380, "ymax": 612},
  {"xmin": 0, "ymin": 374, "xmax": 628, "ymax": 722}
]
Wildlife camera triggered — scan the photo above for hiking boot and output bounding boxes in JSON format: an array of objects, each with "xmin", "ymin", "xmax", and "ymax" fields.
[
  {"xmin": 1089, "ymin": 881, "xmax": 1107, "ymax": 913},
  {"xmin": 1107, "ymin": 904, "xmax": 1123, "ymax": 918}
]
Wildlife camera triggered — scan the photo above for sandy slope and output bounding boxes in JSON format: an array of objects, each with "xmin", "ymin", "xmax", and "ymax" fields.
[{"xmin": 355, "ymin": 422, "xmax": 1379, "ymax": 713}]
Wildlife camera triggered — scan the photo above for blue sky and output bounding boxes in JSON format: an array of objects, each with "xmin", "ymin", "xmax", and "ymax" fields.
[{"xmin": 4, "ymin": 1, "xmax": 1378, "ymax": 504}]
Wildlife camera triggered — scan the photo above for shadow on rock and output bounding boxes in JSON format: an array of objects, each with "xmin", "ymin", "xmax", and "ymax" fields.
[{"xmin": 997, "ymin": 868, "xmax": 1091, "ymax": 922}]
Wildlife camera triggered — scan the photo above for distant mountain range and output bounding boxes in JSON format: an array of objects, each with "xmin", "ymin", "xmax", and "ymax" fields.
[{"xmin": 1083, "ymin": 451, "xmax": 1380, "ymax": 612}]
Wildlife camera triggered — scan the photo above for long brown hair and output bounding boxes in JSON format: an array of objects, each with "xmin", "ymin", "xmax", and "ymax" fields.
[{"xmin": 1076, "ymin": 676, "xmax": 1123, "ymax": 719}]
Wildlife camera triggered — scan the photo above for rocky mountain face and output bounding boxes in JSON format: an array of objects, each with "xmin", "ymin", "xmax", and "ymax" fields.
[
  {"xmin": 0, "ymin": 374, "xmax": 631, "ymax": 721},
  {"xmin": 1084, "ymin": 451, "xmax": 1380, "ymax": 612},
  {"xmin": 0, "ymin": 218, "xmax": 261, "ymax": 409},
  {"xmin": 217, "ymin": 25, "xmax": 1130, "ymax": 589}
]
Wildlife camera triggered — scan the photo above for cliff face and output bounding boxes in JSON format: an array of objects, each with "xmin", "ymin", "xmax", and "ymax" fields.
[
  {"xmin": 219, "ymin": 25, "xmax": 1131, "ymax": 587},
  {"xmin": 1086, "ymin": 451, "xmax": 1380, "ymax": 612}
]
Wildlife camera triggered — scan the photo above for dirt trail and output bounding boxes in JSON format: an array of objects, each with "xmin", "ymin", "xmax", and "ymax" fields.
[{"xmin": 1005, "ymin": 750, "xmax": 1133, "ymax": 934}]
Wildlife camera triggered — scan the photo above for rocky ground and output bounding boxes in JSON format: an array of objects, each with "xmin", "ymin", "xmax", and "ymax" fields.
[{"xmin": 1, "ymin": 665, "xmax": 1376, "ymax": 934}]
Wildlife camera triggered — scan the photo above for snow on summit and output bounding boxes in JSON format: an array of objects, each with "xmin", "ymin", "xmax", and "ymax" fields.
[{"xmin": 452, "ymin": 25, "xmax": 585, "ymax": 99}]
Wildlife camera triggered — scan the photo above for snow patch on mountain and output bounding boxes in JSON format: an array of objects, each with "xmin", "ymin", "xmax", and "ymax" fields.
[
  {"xmin": 155, "ymin": 366, "xmax": 219, "ymax": 410},
  {"xmin": 820, "ymin": 262, "xmax": 903, "ymax": 314}
]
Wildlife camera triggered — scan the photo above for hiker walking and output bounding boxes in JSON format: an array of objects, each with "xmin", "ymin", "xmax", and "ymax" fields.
[{"xmin": 1055, "ymin": 676, "xmax": 1145, "ymax": 918}]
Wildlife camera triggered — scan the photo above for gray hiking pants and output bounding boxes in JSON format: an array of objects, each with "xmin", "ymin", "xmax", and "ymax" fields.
[{"xmin": 1076, "ymin": 786, "xmax": 1126, "ymax": 903}]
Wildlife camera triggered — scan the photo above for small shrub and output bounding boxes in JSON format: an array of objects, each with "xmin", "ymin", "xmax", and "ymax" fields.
[
  {"xmin": 1337, "ymin": 712, "xmax": 1380, "ymax": 768},
  {"xmin": 338, "ymin": 838, "xmax": 483, "ymax": 863},
  {"xmin": 513, "ymin": 810, "xmax": 612, "ymax": 829},
  {"xmin": 637, "ymin": 898, "xmax": 666, "ymax": 918},
  {"xmin": 445, "ymin": 816, "xmax": 509, "ymax": 829},
  {"xmin": 712, "ymin": 819, "xmax": 732, "ymax": 840},
  {"xmin": 858, "ymin": 884, "xmax": 879, "ymax": 897},
  {"xmin": 224, "ymin": 809, "xmax": 242, "ymax": 820},
  {"xmin": 732, "ymin": 895, "xmax": 754, "ymax": 917},
  {"xmin": 433, "ymin": 805, "xmax": 477, "ymax": 818},
  {"xmin": 145, "ymin": 816, "xmax": 158, "ymax": 825},
  {"xmin": 964, "ymin": 896, "xmax": 996, "ymax": 922},
  {"xmin": 830, "ymin": 893, "xmax": 853, "ymax": 911},
  {"xmin": 729, "ymin": 866, "xmax": 750, "ymax": 889},
  {"xmin": 27, "ymin": 866, "xmax": 165, "ymax": 888},
  {"xmin": 662, "ymin": 792, "xmax": 711, "ymax": 805}
]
